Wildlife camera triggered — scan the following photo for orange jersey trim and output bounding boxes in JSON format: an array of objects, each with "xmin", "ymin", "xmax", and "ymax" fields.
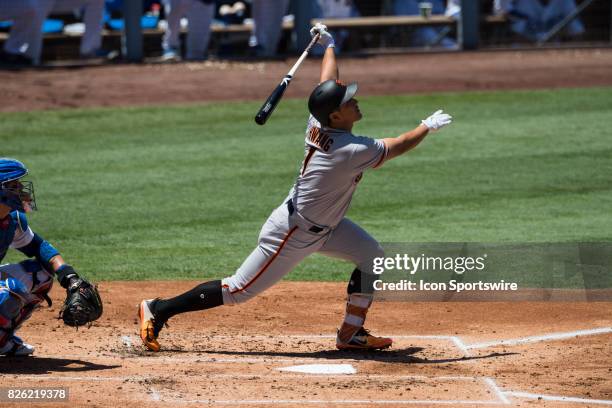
[
  {"xmin": 301, "ymin": 146, "xmax": 317, "ymax": 176},
  {"xmin": 230, "ymin": 226, "xmax": 299, "ymax": 294}
]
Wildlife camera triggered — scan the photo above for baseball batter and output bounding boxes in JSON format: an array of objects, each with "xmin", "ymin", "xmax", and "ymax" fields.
[{"xmin": 139, "ymin": 24, "xmax": 452, "ymax": 352}]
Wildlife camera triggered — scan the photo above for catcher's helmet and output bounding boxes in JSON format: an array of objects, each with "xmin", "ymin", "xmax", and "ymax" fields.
[
  {"xmin": 308, "ymin": 79, "xmax": 358, "ymax": 126},
  {"xmin": 0, "ymin": 158, "xmax": 36, "ymax": 212},
  {"xmin": 0, "ymin": 158, "xmax": 27, "ymax": 184}
]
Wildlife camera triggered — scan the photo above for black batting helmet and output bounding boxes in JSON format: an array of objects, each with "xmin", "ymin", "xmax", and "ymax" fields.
[{"xmin": 308, "ymin": 79, "xmax": 358, "ymax": 126}]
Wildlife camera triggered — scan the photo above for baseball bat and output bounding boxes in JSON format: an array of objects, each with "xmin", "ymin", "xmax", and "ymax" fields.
[{"xmin": 254, "ymin": 33, "xmax": 320, "ymax": 126}]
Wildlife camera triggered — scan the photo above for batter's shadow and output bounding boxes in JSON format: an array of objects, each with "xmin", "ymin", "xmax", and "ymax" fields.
[
  {"xmin": 190, "ymin": 347, "xmax": 517, "ymax": 364},
  {"xmin": 0, "ymin": 357, "xmax": 121, "ymax": 374}
]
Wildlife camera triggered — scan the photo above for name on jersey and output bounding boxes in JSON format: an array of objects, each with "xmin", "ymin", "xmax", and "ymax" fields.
[{"xmin": 308, "ymin": 127, "xmax": 333, "ymax": 152}]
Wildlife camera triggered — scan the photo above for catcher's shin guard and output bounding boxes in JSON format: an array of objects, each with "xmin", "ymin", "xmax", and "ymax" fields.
[
  {"xmin": 0, "ymin": 260, "xmax": 53, "ymax": 308},
  {"xmin": 0, "ymin": 277, "xmax": 37, "ymax": 355}
]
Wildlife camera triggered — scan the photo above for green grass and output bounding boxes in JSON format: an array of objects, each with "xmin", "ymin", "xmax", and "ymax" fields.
[{"xmin": 1, "ymin": 87, "xmax": 611, "ymax": 281}]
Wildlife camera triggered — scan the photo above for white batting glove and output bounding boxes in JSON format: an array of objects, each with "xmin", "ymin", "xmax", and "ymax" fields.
[
  {"xmin": 310, "ymin": 23, "xmax": 335, "ymax": 49},
  {"xmin": 421, "ymin": 109, "xmax": 453, "ymax": 131}
]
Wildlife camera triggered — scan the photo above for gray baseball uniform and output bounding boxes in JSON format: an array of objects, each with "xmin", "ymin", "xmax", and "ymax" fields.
[{"xmin": 221, "ymin": 116, "xmax": 388, "ymax": 305}]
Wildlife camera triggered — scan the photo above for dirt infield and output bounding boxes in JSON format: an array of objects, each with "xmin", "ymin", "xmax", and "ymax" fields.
[
  {"xmin": 1, "ymin": 282, "xmax": 611, "ymax": 407},
  {"xmin": 1, "ymin": 48, "xmax": 612, "ymax": 112},
  {"xmin": 2, "ymin": 48, "xmax": 612, "ymax": 407}
]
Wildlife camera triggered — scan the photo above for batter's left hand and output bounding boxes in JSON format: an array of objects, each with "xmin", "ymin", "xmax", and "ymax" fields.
[
  {"xmin": 310, "ymin": 23, "xmax": 335, "ymax": 49},
  {"xmin": 421, "ymin": 109, "xmax": 453, "ymax": 131}
]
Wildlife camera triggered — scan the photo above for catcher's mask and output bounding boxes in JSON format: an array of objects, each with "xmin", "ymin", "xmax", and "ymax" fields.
[{"xmin": 0, "ymin": 158, "xmax": 37, "ymax": 212}]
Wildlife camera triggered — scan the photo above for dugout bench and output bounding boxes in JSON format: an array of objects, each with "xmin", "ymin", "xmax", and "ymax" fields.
[{"xmin": 0, "ymin": 14, "xmax": 507, "ymax": 62}]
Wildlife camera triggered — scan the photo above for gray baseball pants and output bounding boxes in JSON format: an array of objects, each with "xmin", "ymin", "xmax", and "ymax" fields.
[{"xmin": 222, "ymin": 202, "xmax": 384, "ymax": 305}]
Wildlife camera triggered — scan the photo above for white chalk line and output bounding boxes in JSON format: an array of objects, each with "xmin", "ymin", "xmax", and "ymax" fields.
[
  {"xmin": 483, "ymin": 378, "xmax": 510, "ymax": 405},
  {"xmin": 465, "ymin": 327, "xmax": 612, "ymax": 350},
  {"xmin": 152, "ymin": 398, "xmax": 504, "ymax": 405},
  {"xmin": 450, "ymin": 336, "xmax": 470, "ymax": 356},
  {"xmin": 504, "ymin": 391, "xmax": 612, "ymax": 405},
  {"xmin": 3, "ymin": 374, "xmax": 482, "ymax": 382},
  {"xmin": 146, "ymin": 375, "xmax": 502, "ymax": 405},
  {"xmin": 11, "ymin": 375, "xmax": 612, "ymax": 406},
  {"xmin": 149, "ymin": 387, "xmax": 161, "ymax": 402},
  {"xmin": 3, "ymin": 375, "xmax": 149, "ymax": 382}
]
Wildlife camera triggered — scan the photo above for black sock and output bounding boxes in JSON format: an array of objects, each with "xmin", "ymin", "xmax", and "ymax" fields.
[{"xmin": 153, "ymin": 280, "xmax": 224, "ymax": 322}]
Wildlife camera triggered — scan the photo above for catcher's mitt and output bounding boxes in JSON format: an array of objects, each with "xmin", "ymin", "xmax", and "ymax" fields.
[{"xmin": 59, "ymin": 278, "xmax": 103, "ymax": 327}]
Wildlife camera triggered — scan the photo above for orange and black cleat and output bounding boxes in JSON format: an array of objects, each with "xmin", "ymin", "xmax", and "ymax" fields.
[
  {"xmin": 138, "ymin": 299, "xmax": 166, "ymax": 352},
  {"xmin": 336, "ymin": 327, "xmax": 392, "ymax": 351}
]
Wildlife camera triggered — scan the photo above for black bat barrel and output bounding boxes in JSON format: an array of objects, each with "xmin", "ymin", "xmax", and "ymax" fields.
[{"xmin": 254, "ymin": 75, "xmax": 292, "ymax": 125}]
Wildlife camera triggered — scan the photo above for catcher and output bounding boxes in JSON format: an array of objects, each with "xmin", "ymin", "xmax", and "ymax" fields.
[{"xmin": 0, "ymin": 158, "xmax": 102, "ymax": 356}]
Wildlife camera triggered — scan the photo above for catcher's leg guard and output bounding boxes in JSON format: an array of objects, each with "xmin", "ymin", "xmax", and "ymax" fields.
[
  {"xmin": 0, "ymin": 276, "xmax": 29, "ymax": 350},
  {"xmin": 0, "ymin": 261, "xmax": 53, "ymax": 351},
  {"xmin": 0, "ymin": 260, "xmax": 53, "ymax": 307}
]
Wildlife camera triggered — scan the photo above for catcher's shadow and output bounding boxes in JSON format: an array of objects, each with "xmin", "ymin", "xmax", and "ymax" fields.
[{"xmin": 0, "ymin": 357, "xmax": 120, "ymax": 374}]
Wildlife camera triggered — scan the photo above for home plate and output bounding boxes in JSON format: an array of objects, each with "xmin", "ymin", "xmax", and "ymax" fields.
[{"xmin": 277, "ymin": 364, "xmax": 356, "ymax": 374}]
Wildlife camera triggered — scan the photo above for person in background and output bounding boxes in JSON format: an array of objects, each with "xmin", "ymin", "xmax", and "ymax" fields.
[
  {"xmin": 312, "ymin": 0, "xmax": 360, "ymax": 54},
  {"xmin": 161, "ymin": 0, "xmax": 215, "ymax": 61},
  {"xmin": 0, "ymin": 0, "xmax": 109, "ymax": 66},
  {"xmin": 0, "ymin": 0, "xmax": 49, "ymax": 66},
  {"xmin": 249, "ymin": 0, "xmax": 289, "ymax": 57},
  {"xmin": 494, "ymin": 0, "xmax": 585, "ymax": 42},
  {"xmin": 45, "ymin": 0, "xmax": 109, "ymax": 59},
  {"xmin": 393, "ymin": 0, "xmax": 457, "ymax": 48},
  {"xmin": 218, "ymin": 1, "xmax": 247, "ymax": 25}
]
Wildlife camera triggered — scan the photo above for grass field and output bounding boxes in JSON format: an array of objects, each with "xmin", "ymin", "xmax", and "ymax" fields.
[{"xmin": 2, "ymin": 87, "xmax": 611, "ymax": 282}]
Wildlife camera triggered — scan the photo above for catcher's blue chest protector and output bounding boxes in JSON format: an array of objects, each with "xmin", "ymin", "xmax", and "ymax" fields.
[{"xmin": 0, "ymin": 212, "xmax": 21, "ymax": 263}]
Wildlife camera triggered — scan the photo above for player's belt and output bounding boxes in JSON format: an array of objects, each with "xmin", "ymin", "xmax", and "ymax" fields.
[{"xmin": 286, "ymin": 201, "xmax": 324, "ymax": 234}]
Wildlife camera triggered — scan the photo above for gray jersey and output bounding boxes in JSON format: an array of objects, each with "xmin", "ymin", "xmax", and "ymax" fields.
[
  {"xmin": 222, "ymin": 116, "xmax": 386, "ymax": 305},
  {"xmin": 286, "ymin": 116, "xmax": 387, "ymax": 228}
]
